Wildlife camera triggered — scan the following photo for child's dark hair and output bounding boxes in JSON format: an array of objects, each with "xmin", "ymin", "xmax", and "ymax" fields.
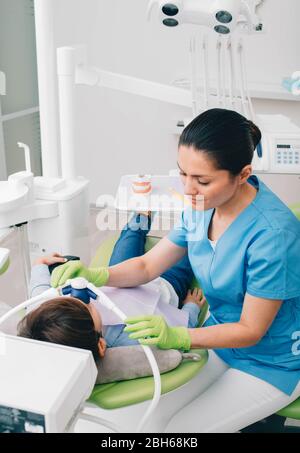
[
  {"xmin": 179, "ymin": 108, "xmax": 262, "ymax": 176},
  {"xmin": 17, "ymin": 297, "xmax": 100, "ymax": 361}
]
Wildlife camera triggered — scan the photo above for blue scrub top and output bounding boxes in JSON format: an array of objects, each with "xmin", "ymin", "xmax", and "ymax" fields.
[{"xmin": 168, "ymin": 175, "xmax": 300, "ymax": 395}]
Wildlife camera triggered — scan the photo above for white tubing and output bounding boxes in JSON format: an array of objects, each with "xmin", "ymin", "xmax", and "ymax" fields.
[
  {"xmin": 216, "ymin": 38, "xmax": 222, "ymax": 107},
  {"xmin": 0, "ymin": 288, "xmax": 58, "ymax": 328},
  {"xmin": 239, "ymin": 38, "xmax": 256, "ymax": 121},
  {"xmin": 135, "ymin": 344, "xmax": 162, "ymax": 433},
  {"xmin": 226, "ymin": 39, "xmax": 232, "ymax": 109},
  {"xmin": 237, "ymin": 39, "xmax": 247, "ymax": 116},
  {"xmin": 202, "ymin": 35, "xmax": 209, "ymax": 109},
  {"xmin": 76, "ymin": 412, "xmax": 121, "ymax": 433},
  {"xmin": 190, "ymin": 37, "xmax": 198, "ymax": 116},
  {"xmin": 220, "ymin": 39, "xmax": 226, "ymax": 108},
  {"xmin": 227, "ymin": 37, "xmax": 236, "ymax": 110},
  {"xmin": 90, "ymin": 285, "xmax": 162, "ymax": 433}
]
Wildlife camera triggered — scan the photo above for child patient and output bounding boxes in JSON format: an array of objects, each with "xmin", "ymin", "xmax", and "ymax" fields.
[{"xmin": 18, "ymin": 213, "xmax": 206, "ymax": 361}]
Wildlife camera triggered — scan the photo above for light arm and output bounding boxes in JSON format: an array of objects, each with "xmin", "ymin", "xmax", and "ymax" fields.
[{"xmin": 75, "ymin": 65, "xmax": 192, "ymax": 107}]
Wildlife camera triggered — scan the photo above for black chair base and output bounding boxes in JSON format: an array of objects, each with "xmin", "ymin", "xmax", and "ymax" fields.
[{"xmin": 240, "ymin": 414, "xmax": 287, "ymax": 433}]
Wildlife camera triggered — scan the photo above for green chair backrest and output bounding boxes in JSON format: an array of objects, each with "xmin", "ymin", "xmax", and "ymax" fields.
[
  {"xmin": 0, "ymin": 257, "xmax": 9, "ymax": 276},
  {"xmin": 289, "ymin": 203, "xmax": 300, "ymax": 221}
]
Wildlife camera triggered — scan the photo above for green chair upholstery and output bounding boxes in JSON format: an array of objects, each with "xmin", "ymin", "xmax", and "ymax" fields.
[
  {"xmin": 277, "ymin": 398, "xmax": 300, "ymax": 420},
  {"xmin": 0, "ymin": 256, "xmax": 9, "ymax": 276},
  {"xmin": 289, "ymin": 202, "xmax": 300, "ymax": 221},
  {"xmin": 88, "ymin": 348, "xmax": 208, "ymax": 409},
  {"xmin": 90, "ymin": 234, "xmax": 182, "ymax": 265},
  {"xmin": 89, "ymin": 233, "xmax": 209, "ymax": 410}
]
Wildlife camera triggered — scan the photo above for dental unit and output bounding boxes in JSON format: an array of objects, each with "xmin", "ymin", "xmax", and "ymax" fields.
[{"xmin": 0, "ymin": 278, "xmax": 162, "ymax": 433}]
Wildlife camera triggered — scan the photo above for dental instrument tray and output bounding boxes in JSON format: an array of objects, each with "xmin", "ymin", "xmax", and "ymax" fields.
[{"xmin": 113, "ymin": 175, "xmax": 186, "ymax": 212}]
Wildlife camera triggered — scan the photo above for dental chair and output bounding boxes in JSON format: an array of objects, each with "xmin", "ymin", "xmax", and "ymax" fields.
[
  {"xmin": 76, "ymin": 233, "xmax": 209, "ymax": 432},
  {"xmin": 88, "ymin": 202, "xmax": 300, "ymax": 433},
  {"xmin": 2, "ymin": 206, "xmax": 299, "ymax": 432}
]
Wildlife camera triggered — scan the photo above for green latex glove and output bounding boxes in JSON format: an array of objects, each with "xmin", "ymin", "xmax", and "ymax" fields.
[
  {"xmin": 124, "ymin": 315, "xmax": 191, "ymax": 351},
  {"xmin": 51, "ymin": 260, "xmax": 109, "ymax": 288}
]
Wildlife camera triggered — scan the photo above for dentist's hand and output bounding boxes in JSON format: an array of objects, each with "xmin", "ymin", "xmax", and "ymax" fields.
[
  {"xmin": 124, "ymin": 315, "xmax": 191, "ymax": 351},
  {"xmin": 51, "ymin": 260, "xmax": 109, "ymax": 288}
]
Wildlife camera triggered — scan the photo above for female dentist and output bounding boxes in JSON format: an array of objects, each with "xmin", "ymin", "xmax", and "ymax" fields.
[{"xmin": 52, "ymin": 108, "xmax": 300, "ymax": 432}]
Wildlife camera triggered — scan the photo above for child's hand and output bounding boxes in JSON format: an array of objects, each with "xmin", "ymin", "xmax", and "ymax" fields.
[
  {"xmin": 34, "ymin": 253, "xmax": 67, "ymax": 267},
  {"xmin": 182, "ymin": 288, "xmax": 206, "ymax": 309}
]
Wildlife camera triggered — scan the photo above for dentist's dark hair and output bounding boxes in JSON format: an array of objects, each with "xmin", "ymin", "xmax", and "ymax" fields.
[{"xmin": 179, "ymin": 108, "xmax": 262, "ymax": 176}]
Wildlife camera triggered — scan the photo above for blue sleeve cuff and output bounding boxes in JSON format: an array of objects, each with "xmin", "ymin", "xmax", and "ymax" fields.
[
  {"xmin": 167, "ymin": 231, "xmax": 188, "ymax": 248},
  {"xmin": 167, "ymin": 210, "xmax": 189, "ymax": 248},
  {"xmin": 182, "ymin": 302, "xmax": 201, "ymax": 328}
]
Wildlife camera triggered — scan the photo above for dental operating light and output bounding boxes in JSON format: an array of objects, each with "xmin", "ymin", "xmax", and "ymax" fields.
[{"xmin": 147, "ymin": 0, "xmax": 263, "ymax": 34}]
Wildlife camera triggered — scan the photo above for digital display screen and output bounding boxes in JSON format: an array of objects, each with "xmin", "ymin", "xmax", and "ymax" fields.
[
  {"xmin": 277, "ymin": 145, "xmax": 291, "ymax": 149},
  {"xmin": 0, "ymin": 405, "xmax": 46, "ymax": 433}
]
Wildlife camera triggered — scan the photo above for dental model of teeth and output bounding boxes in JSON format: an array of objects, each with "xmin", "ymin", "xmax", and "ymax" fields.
[{"xmin": 131, "ymin": 174, "xmax": 152, "ymax": 194}]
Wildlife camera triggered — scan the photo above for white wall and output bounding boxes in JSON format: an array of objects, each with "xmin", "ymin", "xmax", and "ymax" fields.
[{"xmin": 51, "ymin": 0, "xmax": 300, "ymax": 202}]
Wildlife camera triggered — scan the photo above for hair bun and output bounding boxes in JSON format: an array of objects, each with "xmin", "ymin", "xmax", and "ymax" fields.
[{"xmin": 248, "ymin": 120, "xmax": 262, "ymax": 149}]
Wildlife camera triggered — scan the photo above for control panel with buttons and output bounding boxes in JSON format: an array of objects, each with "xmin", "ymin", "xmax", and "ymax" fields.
[{"xmin": 275, "ymin": 141, "xmax": 300, "ymax": 170}]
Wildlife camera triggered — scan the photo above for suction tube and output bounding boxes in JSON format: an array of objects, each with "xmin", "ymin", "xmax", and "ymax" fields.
[{"xmin": 91, "ymin": 285, "xmax": 162, "ymax": 433}]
